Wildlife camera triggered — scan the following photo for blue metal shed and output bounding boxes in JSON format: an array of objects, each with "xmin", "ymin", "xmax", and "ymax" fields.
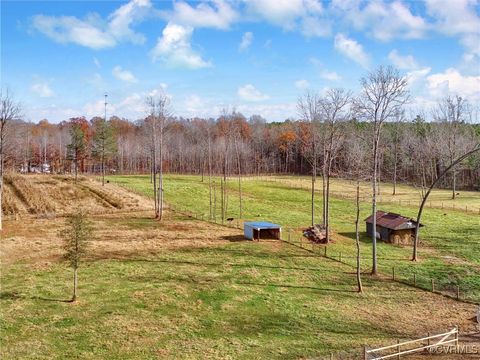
[{"xmin": 244, "ymin": 221, "xmax": 282, "ymax": 240}]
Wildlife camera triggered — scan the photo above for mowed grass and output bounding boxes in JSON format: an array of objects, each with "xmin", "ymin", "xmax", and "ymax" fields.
[
  {"xmin": 1, "ymin": 212, "xmax": 475, "ymax": 359},
  {"xmin": 108, "ymin": 174, "xmax": 480, "ymax": 302}
]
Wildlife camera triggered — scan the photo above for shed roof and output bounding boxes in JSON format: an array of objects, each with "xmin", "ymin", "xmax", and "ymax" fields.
[
  {"xmin": 365, "ymin": 211, "xmax": 423, "ymax": 230},
  {"xmin": 244, "ymin": 221, "xmax": 281, "ymax": 229}
]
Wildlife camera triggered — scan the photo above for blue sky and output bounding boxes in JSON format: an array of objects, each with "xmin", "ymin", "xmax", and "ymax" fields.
[{"xmin": 1, "ymin": 0, "xmax": 479, "ymax": 123}]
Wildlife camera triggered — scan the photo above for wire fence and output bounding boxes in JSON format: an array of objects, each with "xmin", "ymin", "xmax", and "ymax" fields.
[
  {"xmin": 240, "ymin": 175, "xmax": 480, "ymax": 215},
  {"xmin": 167, "ymin": 202, "xmax": 479, "ymax": 305}
]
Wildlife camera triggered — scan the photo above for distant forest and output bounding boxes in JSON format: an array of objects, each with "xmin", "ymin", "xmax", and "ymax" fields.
[{"xmin": 5, "ymin": 109, "xmax": 480, "ymax": 191}]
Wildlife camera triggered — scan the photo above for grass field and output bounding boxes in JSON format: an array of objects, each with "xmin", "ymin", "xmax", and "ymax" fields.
[
  {"xmin": 2, "ymin": 210, "xmax": 478, "ymax": 359},
  {"xmin": 108, "ymin": 174, "xmax": 480, "ymax": 302},
  {"xmin": 1, "ymin": 174, "xmax": 479, "ymax": 359}
]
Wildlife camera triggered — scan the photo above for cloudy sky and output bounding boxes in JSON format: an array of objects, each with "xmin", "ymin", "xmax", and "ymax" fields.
[{"xmin": 2, "ymin": 0, "xmax": 480, "ymax": 123}]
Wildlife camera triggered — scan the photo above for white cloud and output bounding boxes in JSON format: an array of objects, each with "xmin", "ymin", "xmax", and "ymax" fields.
[
  {"xmin": 295, "ymin": 79, "xmax": 310, "ymax": 90},
  {"xmin": 407, "ymin": 67, "xmax": 431, "ymax": 87},
  {"xmin": 25, "ymin": 104, "xmax": 79, "ymax": 122},
  {"xmin": 170, "ymin": 0, "xmax": 238, "ymax": 29},
  {"xmin": 246, "ymin": 0, "xmax": 307, "ymax": 29},
  {"xmin": 30, "ymin": 80, "xmax": 54, "ymax": 98},
  {"xmin": 239, "ymin": 31, "xmax": 253, "ymax": 52},
  {"xmin": 107, "ymin": 0, "xmax": 151, "ymax": 44},
  {"xmin": 426, "ymin": 67, "xmax": 480, "ymax": 100},
  {"xmin": 93, "ymin": 57, "xmax": 101, "ymax": 68},
  {"xmin": 334, "ymin": 33, "xmax": 369, "ymax": 68},
  {"xmin": 320, "ymin": 70, "xmax": 341, "ymax": 81},
  {"xmin": 237, "ymin": 84, "xmax": 270, "ymax": 101},
  {"xmin": 112, "ymin": 65, "xmax": 138, "ymax": 83},
  {"xmin": 32, "ymin": 0, "xmax": 150, "ymax": 49},
  {"xmin": 425, "ymin": 0, "xmax": 479, "ymax": 36},
  {"xmin": 151, "ymin": 22, "xmax": 211, "ymax": 69},
  {"xmin": 388, "ymin": 49, "xmax": 419, "ymax": 70},
  {"xmin": 300, "ymin": 15, "xmax": 331, "ymax": 38},
  {"xmin": 245, "ymin": 0, "xmax": 328, "ymax": 38},
  {"xmin": 83, "ymin": 100, "xmax": 110, "ymax": 118},
  {"xmin": 332, "ymin": 0, "xmax": 427, "ymax": 41},
  {"xmin": 425, "ymin": 0, "xmax": 480, "ymax": 59},
  {"xmin": 85, "ymin": 73, "xmax": 105, "ymax": 89},
  {"xmin": 236, "ymin": 102, "xmax": 297, "ymax": 121}
]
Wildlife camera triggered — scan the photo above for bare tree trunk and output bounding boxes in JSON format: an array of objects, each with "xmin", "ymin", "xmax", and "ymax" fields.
[
  {"xmin": 220, "ymin": 179, "xmax": 224, "ymax": 225},
  {"xmin": 72, "ymin": 267, "xmax": 78, "ymax": 302},
  {"xmin": 371, "ymin": 128, "xmax": 379, "ymax": 275},
  {"xmin": 413, "ymin": 146, "xmax": 480, "ymax": 261},
  {"xmin": 392, "ymin": 146, "xmax": 398, "ymax": 195},
  {"xmin": 208, "ymin": 136, "xmax": 213, "ymax": 220},
  {"xmin": 0, "ymin": 140, "xmax": 3, "ymax": 231},
  {"xmin": 452, "ymin": 168, "xmax": 456, "ymax": 200},
  {"xmin": 158, "ymin": 125, "xmax": 164, "ymax": 221},
  {"xmin": 325, "ymin": 157, "xmax": 332, "ymax": 243},
  {"xmin": 74, "ymin": 156, "xmax": 78, "ymax": 184},
  {"xmin": 355, "ymin": 181, "xmax": 363, "ymax": 293},
  {"xmin": 213, "ymin": 181, "xmax": 217, "ymax": 222},
  {"xmin": 0, "ymin": 161, "xmax": 3, "ymax": 232}
]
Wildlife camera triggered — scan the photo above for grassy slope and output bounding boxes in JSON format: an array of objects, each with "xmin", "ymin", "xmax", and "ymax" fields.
[
  {"xmin": 1, "ymin": 212, "xmax": 474, "ymax": 359},
  {"xmin": 108, "ymin": 175, "xmax": 480, "ymax": 301}
]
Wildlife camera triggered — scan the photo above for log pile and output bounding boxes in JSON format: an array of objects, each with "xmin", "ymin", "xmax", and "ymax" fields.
[{"xmin": 303, "ymin": 224, "xmax": 327, "ymax": 243}]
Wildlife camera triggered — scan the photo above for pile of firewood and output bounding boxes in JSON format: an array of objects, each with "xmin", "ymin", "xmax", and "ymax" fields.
[{"xmin": 303, "ymin": 224, "xmax": 327, "ymax": 243}]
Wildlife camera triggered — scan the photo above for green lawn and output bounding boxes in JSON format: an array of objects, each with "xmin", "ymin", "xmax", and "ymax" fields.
[
  {"xmin": 2, "ymin": 174, "xmax": 478, "ymax": 359},
  {"xmin": 108, "ymin": 174, "xmax": 480, "ymax": 302},
  {"xmin": 1, "ymin": 212, "xmax": 474, "ymax": 359}
]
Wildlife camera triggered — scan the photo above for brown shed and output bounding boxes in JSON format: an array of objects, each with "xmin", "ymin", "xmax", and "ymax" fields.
[{"xmin": 365, "ymin": 211, "xmax": 423, "ymax": 245}]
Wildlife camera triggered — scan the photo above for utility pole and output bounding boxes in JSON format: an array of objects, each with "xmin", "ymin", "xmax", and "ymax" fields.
[{"xmin": 102, "ymin": 93, "xmax": 108, "ymax": 186}]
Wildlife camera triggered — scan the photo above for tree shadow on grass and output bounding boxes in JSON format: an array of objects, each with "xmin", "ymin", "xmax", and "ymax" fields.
[
  {"xmin": 31, "ymin": 296, "xmax": 73, "ymax": 303},
  {"xmin": 0, "ymin": 291, "xmax": 71, "ymax": 303},
  {"xmin": 235, "ymin": 281, "xmax": 357, "ymax": 293},
  {"xmin": 221, "ymin": 235, "xmax": 249, "ymax": 242},
  {"xmin": 337, "ymin": 231, "xmax": 372, "ymax": 244},
  {"xmin": 120, "ymin": 257, "xmax": 351, "ymax": 275}
]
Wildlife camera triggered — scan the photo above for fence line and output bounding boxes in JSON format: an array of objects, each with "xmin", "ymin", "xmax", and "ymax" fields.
[
  {"xmin": 364, "ymin": 327, "xmax": 458, "ymax": 360},
  {"xmin": 165, "ymin": 202, "xmax": 479, "ymax": 304},
  {"xmin": 165, "ymin": 202, "xmax": 476, "ymax": 358},
  {"xmin": 240, "ymin": 175, "xmax": 480, "ymax": 215}
]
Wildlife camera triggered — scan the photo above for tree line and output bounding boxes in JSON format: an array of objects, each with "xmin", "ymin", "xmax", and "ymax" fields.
[{"xmin": 3, "ymin": 94, "xmax": 479, "ymax": 194}]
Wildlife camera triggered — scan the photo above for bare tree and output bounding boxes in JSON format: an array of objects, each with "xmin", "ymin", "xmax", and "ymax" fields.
[
  {"xmin": 412, "ymin": 144, "xmax": 480, "ymax": 261},
  {"xmin": 344, "ymin": 130, "xmax": 369, "ymax": 292},
  {"xmin": 432, "ymin": 95, "xmax": 470, "ymax": 199},
  {"xmin": 355, "ymin": 66, "xmax": 409, "ymax": 275},
  {"xmin": 0, "ymin": 89, "xmax": 21, "ymax": 231},
  {"xmin": 319, "ymin": 88, "xmax": 351, "ymax": 242},
  {"xmin": 146, "ymin": 93, "xmax": 171, "ymax": 220},
  {"xmin": 298, "ymin": 92, "xmax": 321, "ymax": 227}
]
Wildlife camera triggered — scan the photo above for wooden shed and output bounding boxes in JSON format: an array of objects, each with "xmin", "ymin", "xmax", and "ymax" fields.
[{"xmin": 365, "ymin": 211, "xmax": 423, "ymax": 245}]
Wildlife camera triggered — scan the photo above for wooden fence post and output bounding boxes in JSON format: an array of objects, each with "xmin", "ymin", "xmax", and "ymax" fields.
[
  {"xmin": 456, "ymin": 285, "xmax": 460, "ymax": 299},
  {"xmin": 431, "ymin": 279, "xmax": 435, "ymax": 292},
  {"xmin": 397, "ymin": 339, "xmax": 400, "ymax": 360},
  {"xmin": 363, "ymin": 346, "xmax": 367, "ymax": 360},
  {"xmin": 454, "ymin": 325, "xmax": 459, "ymax": 348},
  {"xmin": 324, "ymin": 246, "xmax": 327, "ymax": 257},
  {"xmin": 413, "ymin": 273, "xmax": 416, "ymax": 287},
  {"xmin": 392, "ymin": 266, "xmax": 395, "ymax": 281}
]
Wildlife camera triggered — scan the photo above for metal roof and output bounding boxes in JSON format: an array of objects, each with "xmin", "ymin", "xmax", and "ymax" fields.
[
  {"xmin": 364, "ymin": 211, "xmax": 422, "ymax": 230},
  {"xmin": 244, "ymin": 221, "xmax": 281, "ymax": 229}
]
